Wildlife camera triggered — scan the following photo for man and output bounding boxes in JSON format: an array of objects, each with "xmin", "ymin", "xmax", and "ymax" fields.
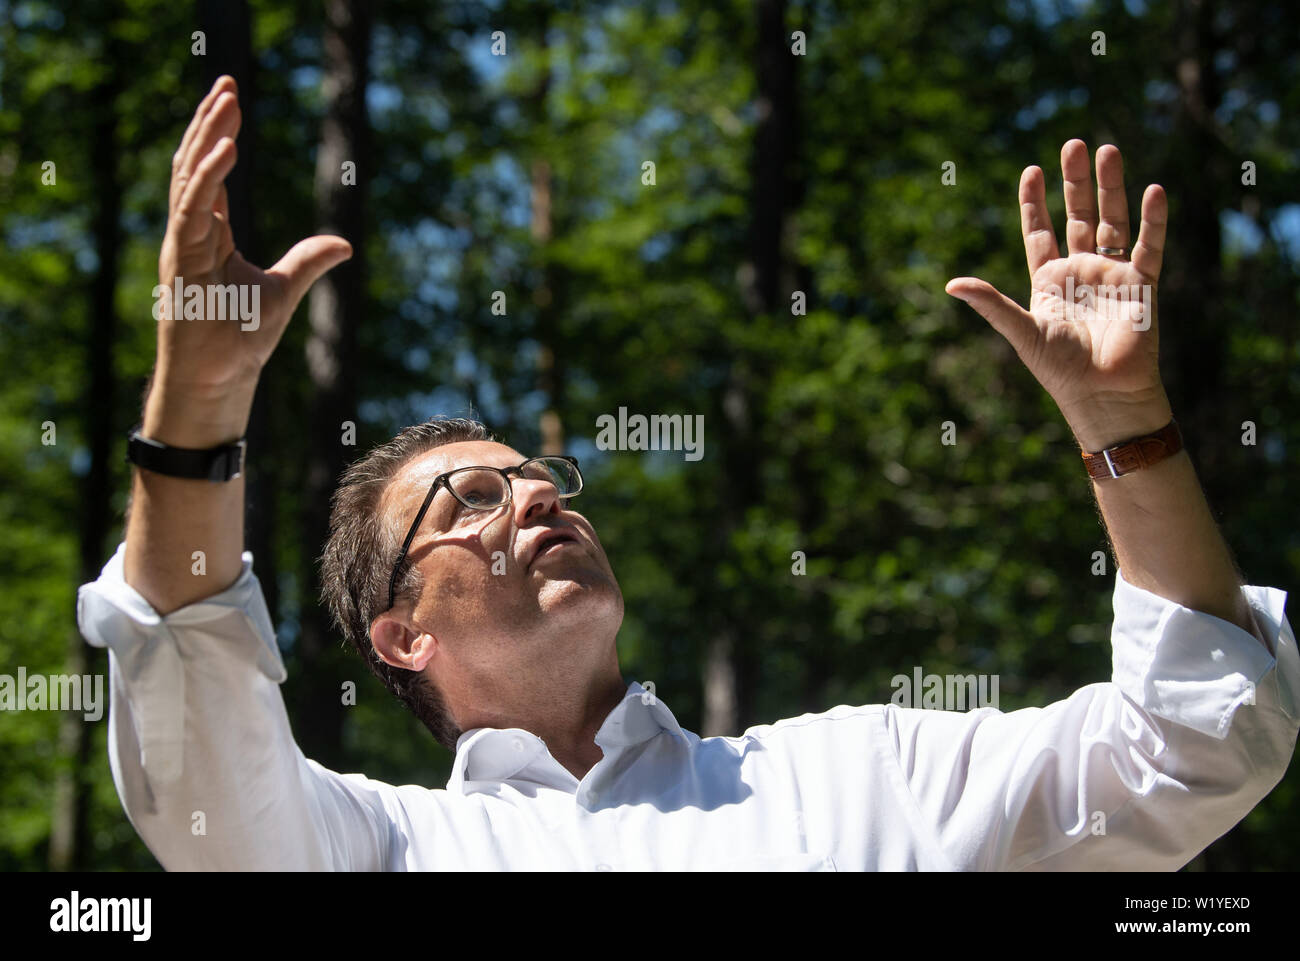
[{"xmin": 78, "ymin": 76, "xmax": 1297, "ymax": 871}]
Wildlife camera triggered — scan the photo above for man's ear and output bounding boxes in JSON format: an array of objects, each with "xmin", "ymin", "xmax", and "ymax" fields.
[{"xmin": 370, "ymin": 611, "xmax": 437, "ymax": 672}]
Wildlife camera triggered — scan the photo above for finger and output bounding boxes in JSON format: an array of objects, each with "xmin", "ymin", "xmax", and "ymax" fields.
[
  {"xmin": 174, "ymin": 76, "xmax": 237, "ymax": 172},
  {"xmin": 171, "ymin": 76, "xmax": 237, "ymax": 209},
  {"xmin": 175, "ymin": 137, "xmax": 237, "ymax": 245},
  {"xmin": 1060, "ymin": 139, "xmax": 1098, "ymax": 256},
  {"xmin": 1131, "ymin": 183, "xmax": 1167, "ymax": 282},
  {"xmin": 1095, "ymin": 144, "xmax": 1130, "ymax": 254},
  {"xmin": 1019, "ymin": 166, "xmax": 1059, "ymax": 280},
  {"xmin": 946, "ymin": 277, "xmax": 1040, "ymax": 361},
  {"xmin": 266, "ymin": 235, "xmax": 354, "ymax": 308},
  {"xmin": 174, "ymin": 91, "xmax": 241, "ymax": 213}
]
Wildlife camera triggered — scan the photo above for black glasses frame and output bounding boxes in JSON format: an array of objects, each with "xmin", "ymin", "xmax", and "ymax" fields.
[{"xmin": 385, "ymin": 455, "xmax": 582, "ymax": 612}]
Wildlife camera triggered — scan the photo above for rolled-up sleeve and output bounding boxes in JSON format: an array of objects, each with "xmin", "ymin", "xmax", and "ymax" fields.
[
  {"xmin": 883, "ymin": 569, "xmax": 1298, "ymax": 871},
  {"xmin": 77, "ymin": 542, "xmax": 395, "ymax": 871}
]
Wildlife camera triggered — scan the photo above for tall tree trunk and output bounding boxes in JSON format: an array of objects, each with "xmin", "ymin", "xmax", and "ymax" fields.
[
  {"xmin": 703, "ymin": 0, "xmax": 800, "ymax": 735},
  {"xmin": 50, "ymin": 16, "xmax": 123, "ymax": 871},
  {"xmin": 530, "ymin": 13, "xmax": 565, "ymax": 455},
  {"xmin": 1170, "ymin": 0, "xmax": 1250, "ymax": 872},
  {"xmin": 533, "ymin": 161, "xmax": 565, "ymax": 456},
  {"xmin": 197, "ymin": 0, "xmax": 278, "ymax": 624},
  {"xmin": 1169, "ymin": 0, "xmax": 1226, "ymax": 507},
  {"xmin": 293, "ymin": 0, "xmax": 370, "ymax": 766}
]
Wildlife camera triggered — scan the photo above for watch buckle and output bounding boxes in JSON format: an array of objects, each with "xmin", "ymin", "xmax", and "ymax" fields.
[
  {"xmin": 1102, "ymin": 448, "xmax": 1121, "ymax": 479},
  {"xmin": 210, "ymin": 438, "xmax": 247, "ymax": 481}
]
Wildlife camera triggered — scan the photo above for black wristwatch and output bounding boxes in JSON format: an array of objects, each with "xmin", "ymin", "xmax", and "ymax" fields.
[{"xmin": 126, "ymin": 428, "xmax": 246, "ymax": 481}]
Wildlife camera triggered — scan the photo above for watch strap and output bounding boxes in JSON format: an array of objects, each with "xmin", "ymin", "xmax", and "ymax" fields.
[
  {"xmin": 1080, "ymin": 420, "xmax": 1182, "ymax": 481},
  {"xmin": 126, "ymin": 429, "xmax": 246, "ymax": 481}
]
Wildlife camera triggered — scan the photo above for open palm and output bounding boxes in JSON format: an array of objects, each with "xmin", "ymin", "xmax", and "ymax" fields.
[
  {"xmin": 947, "ymin": 141, "xmax": 1168, "ymax": 417},
  {"xmin": 157, "ymin": 76, "xmax": 351, "ymax": 395}
]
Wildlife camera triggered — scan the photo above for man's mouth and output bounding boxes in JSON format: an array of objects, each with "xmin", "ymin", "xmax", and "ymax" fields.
[{"xmin": 528, "ymin": 531, "xmax": 579, "ymax": 567}]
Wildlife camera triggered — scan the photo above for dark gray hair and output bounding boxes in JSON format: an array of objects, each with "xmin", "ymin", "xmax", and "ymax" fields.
[{"xmin": 319, "ymin": 417, "xmax": 496, "ymax": 753}]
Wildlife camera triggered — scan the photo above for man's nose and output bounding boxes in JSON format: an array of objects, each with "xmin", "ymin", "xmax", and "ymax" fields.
[{"xmin": 511, "ymin": 476, "xmax": 563, "ymax": 523}]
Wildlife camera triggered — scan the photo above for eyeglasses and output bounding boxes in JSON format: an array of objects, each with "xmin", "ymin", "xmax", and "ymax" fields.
[{"xmin": 385, "ymin": 455, "xmax": 583, "ymax": 611}]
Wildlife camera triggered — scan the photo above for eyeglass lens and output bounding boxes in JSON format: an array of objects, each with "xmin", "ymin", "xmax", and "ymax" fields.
[{"xmin": 447, "ymin": 458, "xmax": 580, "ymax": 511}]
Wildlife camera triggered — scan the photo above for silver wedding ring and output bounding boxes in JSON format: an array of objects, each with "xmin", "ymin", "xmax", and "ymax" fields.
[{"xmin": 1096, "ymin": 245, "xmax": 1125, "ymax": 256}]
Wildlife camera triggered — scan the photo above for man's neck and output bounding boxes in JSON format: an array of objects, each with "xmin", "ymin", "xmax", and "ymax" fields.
[
  {"xmin": 454, "ymin": 668, "xmax": 629, "ymax": 782},
  {"xmin": 531, "ymin": 672, "xmax": 628, "ymax": 780}
]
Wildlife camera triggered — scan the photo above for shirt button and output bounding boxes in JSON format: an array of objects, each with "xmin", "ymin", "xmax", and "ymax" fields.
[
  {"xmin": 595, "ymin": 863, "xmax": 613, "ymax": 872},
  {"xmin": 513, "ymin": 738, "xmax": 525, "ymax": 751}
]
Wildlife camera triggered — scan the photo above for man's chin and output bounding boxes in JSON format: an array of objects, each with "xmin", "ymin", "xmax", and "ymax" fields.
[{"xmin": 534, "ymin": 571, "xmax": 623, "ymax": 620}]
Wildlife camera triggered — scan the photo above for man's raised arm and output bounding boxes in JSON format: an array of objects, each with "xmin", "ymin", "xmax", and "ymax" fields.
[
  {"xmin": 910, "ymin": 140, "xmax": 1299, "ymax": 870},
  {"xmin": 947, "ymin": 140, "xmax": 1256, "ymax": 640},
  {"xmin": 78, "ymin": 77, "xmax": 394, "ymax": 871},
  {"xmin": 125, "ymin": 74, "xmax": 350, "ymax": 613}
]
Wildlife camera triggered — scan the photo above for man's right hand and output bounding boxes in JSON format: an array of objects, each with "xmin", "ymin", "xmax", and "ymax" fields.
[
  {"xmin": 146, "ymin": 74, "xmax": 351, "ymax": 446},
  {"xmin": 126, "ymin": 76, "xmax": 351, "ymax": 613}
]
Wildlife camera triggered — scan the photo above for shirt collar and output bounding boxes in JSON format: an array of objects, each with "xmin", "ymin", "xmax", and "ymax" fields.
[{"xmin": 447, "ymin": 680, "xmax": 689, "ymax": 794}]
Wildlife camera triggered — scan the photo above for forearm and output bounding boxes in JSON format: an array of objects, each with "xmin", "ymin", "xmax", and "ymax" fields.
[
  {"xmin": 123, "ymin": 373, "xmax": 255, "ymax": 614},
  {"xmin": 1068, "ymin": 393, "xmax": 1256, "ymax": 642},
  {"xmin": 1093, "ymin": 453, "xmax": 1252, "ymax": 632}
]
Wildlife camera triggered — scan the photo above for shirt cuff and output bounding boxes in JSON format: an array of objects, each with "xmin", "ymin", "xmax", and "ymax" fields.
[
  {"xmin": 1110, "ymin": 567, "xmax": 1297, "ymax": 740},
  {"xmin": 75, "ymin": 541, "xmax": 286, "ymax": 786}
]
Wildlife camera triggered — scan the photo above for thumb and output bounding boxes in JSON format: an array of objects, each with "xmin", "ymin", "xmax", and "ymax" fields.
[
  {"xmin": 945, "ymin": 276, "xmax": 1039, "ymax": 359},
  {"xmin": 267, "ymin": 234, "xmax": 354, "ymax": 309}
]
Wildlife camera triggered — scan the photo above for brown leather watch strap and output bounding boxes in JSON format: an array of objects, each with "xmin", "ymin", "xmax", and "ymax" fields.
[{"xmin": 1081, "ymin": 420, "xmax": 1183, "ymax": 481}]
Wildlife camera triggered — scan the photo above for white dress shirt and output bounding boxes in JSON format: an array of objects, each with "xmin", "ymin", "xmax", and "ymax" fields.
[{"xmin": 77, "ymin": 541, "xmax": 1298, "ymax": 871}]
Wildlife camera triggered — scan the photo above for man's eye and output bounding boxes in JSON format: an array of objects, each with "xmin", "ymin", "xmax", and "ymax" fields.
[{"xmin": 434, "ymin": 496, "xmax": 464, "ymax": 528}]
